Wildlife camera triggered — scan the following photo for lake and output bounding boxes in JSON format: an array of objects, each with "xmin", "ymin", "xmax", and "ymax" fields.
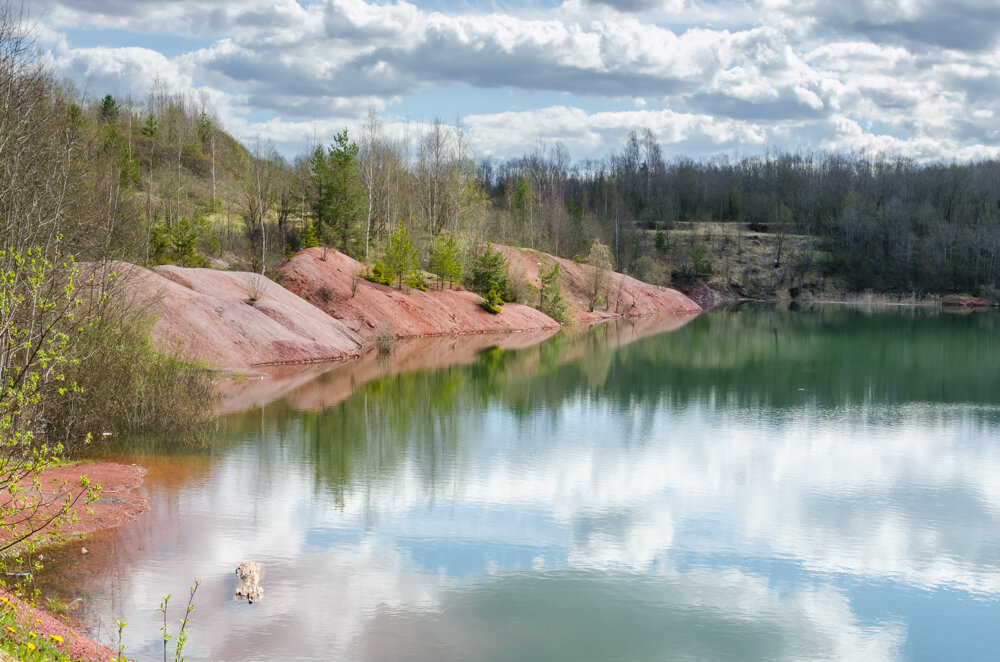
[{"xmin": 38, "ymin": 305, "xmax": 1000, "ymax": 661}]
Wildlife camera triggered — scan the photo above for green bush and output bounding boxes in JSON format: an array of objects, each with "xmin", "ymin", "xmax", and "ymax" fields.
[
  {"xmin": 404, "ymin": 271, "xmax": 428, "ymax": 291},
  {"xmin": 378, "ymin": 222, "xmax": 418, "ymax": 289},
  {"xmin": 468, "ymin": 246, "xmax": 511, "ymax": 298},
  {"xmin": 301, "ymin": 222, "xmax": 319, "ymax": 249},
  {"xmin": 654, "ymin": 229, "xmax": 669, "ymax": 253},
  {"xmin": 430, "ymin": 234, "xmax": 463, "ymax": 289},
  {"xmin": 362, "ymin": 264, "xmax": 394, "ymax": 286},
  {"xmin": 480, "ymin": 285, "xmax": 503, "ymax": 314},
  {"xmin": 539, "ymin": 263, "xmax": 571, "ymax": 324},
  {"xmin": 54, "ymin": 286, "xmax": 215, "ymax": 445}
]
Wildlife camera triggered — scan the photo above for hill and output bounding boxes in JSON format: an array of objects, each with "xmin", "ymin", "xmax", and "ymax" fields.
[
  {"xmin": 279, "ymin": 245, "xmax": 700, "ymax": 342},
  {"xmin": 112, "ymin": 262, "xmax": 363, "ymax": 370}
]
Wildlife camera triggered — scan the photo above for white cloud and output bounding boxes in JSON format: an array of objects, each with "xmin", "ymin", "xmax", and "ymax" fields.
[
  {"xmin": 762, "ymin": 0, "xmax": 1000, "ymax": 51},
  {"xmin": 51, "ymin": 46, "xmax": 193, "ymax": 99},
  {"xmin": 463, "ymin": 106, "xmax": 768, "ymax": 158},
  {"xmin": 28, "ymin": 0, "xmax": 1000, "ymax": 161}
]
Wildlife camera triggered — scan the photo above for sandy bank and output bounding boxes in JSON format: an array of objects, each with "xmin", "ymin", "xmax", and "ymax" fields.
[
  {"xmin": 1, "ymin": 463, "xmax": 147, "ymax": 549},
  {"xmin": 104, "ymin": 243, "xmax": 699, "ymax": 372},
  {"xmin": 279, "ymin": 246, "xmax": 701, "ymax": 342},
  {"xmin": 0, "ymin": 585, "xmax": 130, "ymax": 661}
]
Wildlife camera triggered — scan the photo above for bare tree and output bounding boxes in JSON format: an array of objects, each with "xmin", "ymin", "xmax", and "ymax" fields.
[
  {"xmin": 360, "ymin": 109, "xmax": 382, "ymax": 259},
  {"xmin": 416, "ymin": 119, "xmax": 453, "ymax": 237},
  {"xmin": 242, "ymin": 142, "xmax": 279, "ymax": 275}
]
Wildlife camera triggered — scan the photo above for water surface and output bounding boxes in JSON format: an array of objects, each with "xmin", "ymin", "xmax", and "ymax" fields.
[{"xmin": 41, "ymin": 306, "xmax": 1000, "ymax": 661}]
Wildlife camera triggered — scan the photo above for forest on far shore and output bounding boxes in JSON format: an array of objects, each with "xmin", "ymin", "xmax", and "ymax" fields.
[{"xmin": 92, "ymin": 86, "xmax": 1000, "ymax": 300}]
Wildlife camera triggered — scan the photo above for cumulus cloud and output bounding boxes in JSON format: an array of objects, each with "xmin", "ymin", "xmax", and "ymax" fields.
[
  {"xmin": 461, "ymin": 106, "xmax": 768, "ymax": 158},
  {"xmin": 763, "ymin": 0, "xmax": 1000, "ymax": 52},
  {"xmin": 51, "ymin": 46, "xmax": 193, "ymax": 99},
  {"xmin": 28, "ymin": 0, "xmax": 1000, "ymax": 161}
]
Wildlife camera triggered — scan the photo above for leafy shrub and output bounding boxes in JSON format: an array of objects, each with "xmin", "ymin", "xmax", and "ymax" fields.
[
  {"xmin": 362, "ymin": 264, "xmax": 394, "ymax": 286},
  {"xmin": 480, "ymin": 285, "xmax": 503, "ymax": 314},
  {"xmin": 404, "ymin": 271, "xmax": 428, "ymax": 291}
]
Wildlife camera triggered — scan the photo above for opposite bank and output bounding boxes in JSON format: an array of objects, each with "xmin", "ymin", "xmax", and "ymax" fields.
[{"xmin": 114, "ymin": 245, "xmax": 701, "ymax": 371}]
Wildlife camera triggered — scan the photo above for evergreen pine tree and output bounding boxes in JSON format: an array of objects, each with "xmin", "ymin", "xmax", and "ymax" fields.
[{"xmin": 380, "ymin": 222, "xmax": 418, "ymax": 290}]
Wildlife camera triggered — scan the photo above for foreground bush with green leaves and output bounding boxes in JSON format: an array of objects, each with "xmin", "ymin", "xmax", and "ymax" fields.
[
  {"xmin": 0, "ymin": 4, "xmax": 213, "ymax": 571},
  {"xmin": 0, "ymin": 247, "xmax": 213, "ymax": 571}
]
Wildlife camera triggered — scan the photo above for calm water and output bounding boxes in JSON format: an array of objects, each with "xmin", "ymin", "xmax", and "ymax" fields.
[{"xmin": 40, "ymin": 305, "xmax": 1000, "ymax": 661}]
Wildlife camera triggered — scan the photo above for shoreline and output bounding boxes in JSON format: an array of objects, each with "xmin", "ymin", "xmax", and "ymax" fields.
[
  {"xmin": 1, "ymin": 462, "xmax": 148, "ymax": 662},
  {"xmin": 113, "ymin": 244, "xmax": 702, "ymax": 375}
]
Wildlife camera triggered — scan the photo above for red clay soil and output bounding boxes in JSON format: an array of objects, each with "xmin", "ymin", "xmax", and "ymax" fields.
[
  {"xmin": 108, "ymin": 262, "xmax": 363, "ymax": 370},
  {"xmin": 0, "ymin": 585, "xmax": 128, "ymax": 661},
  {"xmin": 1, "ymin": 462, "xmax": 147, "ymax": 662},
  {"xmin": 496, "ymin": 245, "xmax": 701, "ymax": 321},
  {"xmin": 280, "ymin": 246, "xmax": 701, "ymax": 342},
  {"xmin": 280, "ymin": 247, "xmax": 562, "ymax": 341},
  {"xmin": 0, "ymin": 463, "xmax": 148, "ymax": 548},
  {"xmin": 942, "ymin": 294, "xmax": 991, "ymax": 308}
]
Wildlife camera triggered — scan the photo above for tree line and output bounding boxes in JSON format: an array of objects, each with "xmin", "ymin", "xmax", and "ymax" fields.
[
  {"xmin": 83, "ymin": 73, "xmax": 1000, "ymax": 299},
  {"xmin": 480, "ymin": 138, "xmax": 1000, "ymax": 296}
]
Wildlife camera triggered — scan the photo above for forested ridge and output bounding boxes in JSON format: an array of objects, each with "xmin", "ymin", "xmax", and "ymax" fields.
[{"xmin": 85, "ymin": 88, "xmax": 1000, "ymax": 300}]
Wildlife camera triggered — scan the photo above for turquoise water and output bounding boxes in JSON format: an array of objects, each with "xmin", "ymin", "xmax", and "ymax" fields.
[{"xmin": 42, "ymin": 306, "xmax": 1000, "ymax": 661}]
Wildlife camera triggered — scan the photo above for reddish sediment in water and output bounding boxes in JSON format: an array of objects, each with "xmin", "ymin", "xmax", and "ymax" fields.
[{"xmin": 1, "ymin": 461, "xmax": 148, "ymax": 662}]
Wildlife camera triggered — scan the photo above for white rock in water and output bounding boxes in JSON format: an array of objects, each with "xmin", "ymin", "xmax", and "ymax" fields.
[{"xmin": 235, "ymin": 561, "xmax": 264, "ymax": 604}]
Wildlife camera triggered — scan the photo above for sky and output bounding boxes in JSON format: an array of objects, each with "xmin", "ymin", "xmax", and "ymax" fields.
[{"xmin": 26, "ymin": 0, "xmax": 1000, "ymax": 163}]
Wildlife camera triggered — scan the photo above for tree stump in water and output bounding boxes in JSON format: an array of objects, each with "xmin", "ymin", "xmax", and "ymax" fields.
[{"xmin": 235, "ymin": 561, "xmax": 264, "ymax": 604}]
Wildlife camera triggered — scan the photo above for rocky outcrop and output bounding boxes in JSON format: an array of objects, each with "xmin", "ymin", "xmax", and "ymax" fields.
[
  {"xmin": 111, "ymin": 263, "xmax": 363, "ymax": 371},
  {"xmin": 676, "ymin": 282, "xmax": 726, "ymax": 310}
]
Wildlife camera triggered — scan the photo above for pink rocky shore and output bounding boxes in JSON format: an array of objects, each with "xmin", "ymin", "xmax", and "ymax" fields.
[{"xmin": 106, "ymin": 244, "xmax": 700, "ymax": 371}]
